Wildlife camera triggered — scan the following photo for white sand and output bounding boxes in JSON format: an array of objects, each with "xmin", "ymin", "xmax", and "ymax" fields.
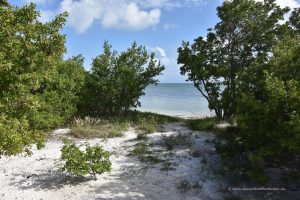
[{"xmin": 0, "ymin": 123, "xmax": 224, "ymax": 200}]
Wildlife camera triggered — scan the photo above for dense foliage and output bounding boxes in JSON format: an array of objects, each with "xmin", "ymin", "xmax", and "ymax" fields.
[
  {"xmin": 178, "ymin": 0, "xmax": 300, "ymax": 180},
  {"xmin": 0, "ymin": 2, "xmax": 69, "ymax": 155},
  {"xmin": 78, "ymin": 42, "xmax": 165, "ymax": 116},
  {"xmin": 236, "ymin": 13, "xmax": 300, "ymax": 159},
  {"xmin": 28, "ymin": 55, "xmax": 85, "ymax": 130},
  {"xmin": 178, "ymin": 0, "xmax": 288, "ymax": 120},
  {"xmin": 61, "ymin": 139, "xmax": 111, "ymax": 177},
  {"xmin": 0, "ymin": 1, "xmax": 164, "ymax": 156}
]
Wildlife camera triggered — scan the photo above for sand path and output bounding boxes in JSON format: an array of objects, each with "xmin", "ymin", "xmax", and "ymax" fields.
[{"xmin": 0, "ymin": 122, "xmax": 224, "ymax": 200}]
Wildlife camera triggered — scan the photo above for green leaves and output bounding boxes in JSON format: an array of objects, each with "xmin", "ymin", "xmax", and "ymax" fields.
[
  {"xmin": 78, "ymin": 41, "xmax": 165, "ymax": 116},
  {"xmin": 178, "ymin": 0, "xmax": 300, "ymax": 167},
  {"xmin": 0, "ymin": 113, "xmax": 45, "ymax": 156},
  {"xmin": 236, "ymin": 31, "xmax": 300, "ymax": 159},
  {"xmin": 0, "ymin": 2, "xmax": 69, "ymax": 155},
  {"xmin": 178, "ymin": 0, "xmax": 288, "ymax": 120},
  {"xmin": 60, "ymin": 139, "xmax": 111, "ymax": 177}
]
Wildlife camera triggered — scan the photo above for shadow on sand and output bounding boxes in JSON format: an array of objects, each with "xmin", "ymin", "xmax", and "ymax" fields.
[{"xmin": 9, "ymin": 169, "xmax": 93, "ymax": 191}]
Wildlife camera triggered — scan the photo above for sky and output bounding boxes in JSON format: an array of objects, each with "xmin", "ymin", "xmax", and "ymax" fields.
[{"xmin": 8, "ymin": 0, "xmax": 300, "ymax": 83}]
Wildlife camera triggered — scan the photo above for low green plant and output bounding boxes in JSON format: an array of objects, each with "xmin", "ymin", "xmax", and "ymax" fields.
[
  {"xmin": 160, "ymin": 161, "xmax": 177, "ymax": 171},
  {"xmin": 136, "ymin": 132, "xmax": 148, "ymax": 140},
  {"xmin": 185, "ymin": 117, "xmax": 217, "ymax": 131},
  {"xmin": 140, "ymin": 155, "xmax": 163, "ymax": 164},
  {"xmin": 131, "ymin": 143, "xmax": 150, "ymax": 155},
  {"xmin": 162, "ymin": 133, "xmax": 194, "ymax": 150},
  {"xmin": 60, "ymin": 139, "xmax": 111, "ymax": 178},
  {"xmin": 131, "ymin": 142, "xmax": 163, "ymax": 164}
]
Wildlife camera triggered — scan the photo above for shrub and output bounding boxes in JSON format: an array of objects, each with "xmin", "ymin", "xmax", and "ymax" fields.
[
  {"xmin": 131, "ymin": 142, "xmax": 162, "ymax": 164},
  {"xmin": 29, "ymin": 56, "xmax": 85, "ymax": 130},
  {"xmin": 0, "ymin": 2, "xmax": 68, "ymax": 155},
  {"xmin": 177, "ymin": 0, "xmax": 288, "ymax": 120},
  {"xmin": 185, "ymin": 117, "xmax": 217, "ymax": 131},
  {"xmin": 78, "ymin": 42, "xmax": 165, "ymax": 116},
  {"xmin": 60, "ymin": 139, "xmax": 111, "ymax": 178},
  {"xmin": 0, "ymin": 114, "xmax": 45, "ymax": 156},
  {"xmin": 162, "ymin": 133, "xmax": 194, "ymax": 150},
  {"xmin": 236, "ymin": 34, "xmax": 300, "ymax": 160}
]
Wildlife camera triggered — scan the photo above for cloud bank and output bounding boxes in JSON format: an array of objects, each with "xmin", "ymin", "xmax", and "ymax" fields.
[
  {"xmin": 59, "ymin": 0, "xmax": 161, "ymax": 33},
  {"xmin": 30, "ymin": 0, "xmax": 207, "ymax": 33}
]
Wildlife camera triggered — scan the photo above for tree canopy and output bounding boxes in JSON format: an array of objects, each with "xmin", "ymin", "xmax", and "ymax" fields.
[
  {"xmin": 0, "ymin": 2, "xmax": 84, "ymax": 155},
  {"xmin": 178, "ymin": 0, "xmax": 289, "ymax": 119},
  {"xmin": 78, "ymin": 41, "xmax": 165, "ymax": 116},
  {"xmin": 178, "ymin": 0, "xmax": 300, "ymax": 171}
]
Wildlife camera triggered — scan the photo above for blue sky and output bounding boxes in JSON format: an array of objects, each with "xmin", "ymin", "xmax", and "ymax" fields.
[{"xmin": 9, "ymin": 0, "xmax": 300, "ymax": 82}]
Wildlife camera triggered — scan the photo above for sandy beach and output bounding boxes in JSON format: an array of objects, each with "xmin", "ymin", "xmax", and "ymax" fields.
[{"xmin": 0, "ymin": 122, "xmax": 224, "ymax": 200}]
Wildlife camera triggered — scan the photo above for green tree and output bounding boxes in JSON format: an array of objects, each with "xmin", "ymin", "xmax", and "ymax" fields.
[
  {"xmin": 29, "ymin": 55, "xmax": 85, "ymax": 129},
  {"xmin": 0, "ymin": 2, "xmax": 67, "ymax": 155},
  {"xmin": 78, "ymin": 41, "xmax": 165, "ymax": 116},
  {"xmin": 290, "ymin": 7, "xmax": 300, "ymax": 33},
  {"xmin": 236, "ymin": 17, "xmax": 300, "ymax": 159},
  {"xmin": 177, "ymin": 0, "xmax": 288, "ymax": 120}
]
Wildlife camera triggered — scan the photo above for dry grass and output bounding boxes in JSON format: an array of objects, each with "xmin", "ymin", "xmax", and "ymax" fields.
[
  {"xmin": 69, "ymin": 111, "xmax": 179, "ymax": 139},
  {"xmin": 70, "ymin": 117, "xmax": 126, "ymax": 139}
]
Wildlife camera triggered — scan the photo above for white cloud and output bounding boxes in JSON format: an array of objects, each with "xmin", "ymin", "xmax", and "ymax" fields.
[
  {"xmin": 59, "ymin": 0, "xmax": 102, "ymax": 33},
  {"xmin": 135, "ymin": 0, "xmax": 206, "ymax": 9},
  {"xmin": 29, "ymin": 0, "xmax": 207, "ymax": 33},
  {"xmin": 101, "ymin": 3, "xmax": 161, "ymax": 30},
  {"xmin": 254, "ymin": 0, "xmax": 300, "ymax": 21},
  {"xmin": 27, "ymin": 0, "xmax": 53, "ymax": 4},
  {"xmin": 148, "ymin": 46, "xmax": 185, "ymax": 82},
  {"xmin": 38, "ymin": 10, "xmax": 55, "ymax": 23},
  {"xmin": 271, "ymin": 0, "xmax": 299, "ymax": 9},
  {"xmin": 223, "ymin": 0, "xmax": 300, "ymax": 9},
  {"xmin": 151, "ymin": 47, "xmax": 167, "ymax": 57},
  {"xmin": 150, "ymin": 47, "xmax": 171, "ymax": 66},
  {"xmin": 59, "ymin": 0, "xmax": 161, "ymax": 33},
  {"xmin": 163, "ymin": 23, "xmax": 178, "ymax": 30}
]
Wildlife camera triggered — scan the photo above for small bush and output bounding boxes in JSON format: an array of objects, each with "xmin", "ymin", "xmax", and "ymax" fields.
[
  {"xmin": 131, "ymin": 143, "xmax": 151, "ymax": 156},
  {"xmin": 185, "ymin": 117, "xmax": 217, "ymax": 131},
  {"xmin": 162, "ymin": 133, "xmax": 194, "ymax": 150},
  {"xmin": 131, "ymin": 142, "xmax": 163, "ymax": 164},
  {"xmin": 136, "ymin": 132, "xmax": 147, "ymax": 140},
  {"xmin": 60, "ymin": 139, "xmax": 111, "ymax": 178},
  {"xmin": 160, "ymin": 161, "xmax": 177, "ymax": 171}
]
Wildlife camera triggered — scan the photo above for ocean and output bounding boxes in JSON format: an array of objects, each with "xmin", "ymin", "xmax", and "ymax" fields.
[{"xmin": 138, "ymin": 83, "xmax": 214, "ymax": 118}]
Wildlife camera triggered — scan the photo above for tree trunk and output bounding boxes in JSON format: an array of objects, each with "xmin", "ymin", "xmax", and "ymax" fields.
[{"xmin": 214, "ymin": 107, "xmax": 223, "ymax": 120}]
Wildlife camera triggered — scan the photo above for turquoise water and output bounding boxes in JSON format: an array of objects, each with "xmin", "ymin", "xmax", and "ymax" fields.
[{"xmin": 138, "ymin": 83, "xmax": 214, "ymax": 117}]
